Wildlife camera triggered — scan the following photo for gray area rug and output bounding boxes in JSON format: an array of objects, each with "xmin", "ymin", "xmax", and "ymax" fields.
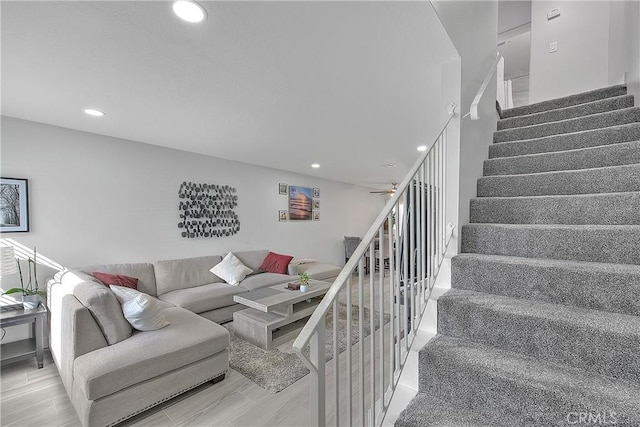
[{"xmin": 223, "ymin": 304, "xmax": 389, "ymax": 394}]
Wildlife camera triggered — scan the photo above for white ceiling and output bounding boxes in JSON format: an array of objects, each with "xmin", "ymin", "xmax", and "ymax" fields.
[{"xmin": 1, "ymin": 1, "xmax": 458, "ymax": 189}]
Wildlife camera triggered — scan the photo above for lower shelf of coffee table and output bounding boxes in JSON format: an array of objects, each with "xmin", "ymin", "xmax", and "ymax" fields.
[{"xmin": 233, "ymin": 300, "xmax": 319, "ymax": 350}]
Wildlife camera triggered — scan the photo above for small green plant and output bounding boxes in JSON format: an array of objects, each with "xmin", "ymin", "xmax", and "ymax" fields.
[
  {"xmin": 2, "ymin": 247, "xmax": 45, "ymax": 298},
  {"xmin": 298, "ymin": 272, "xmax": 309, "ymax": 286}
]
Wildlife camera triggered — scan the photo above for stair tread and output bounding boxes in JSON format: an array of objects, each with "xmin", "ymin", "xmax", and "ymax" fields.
[
  {"xmin": 452, "ymin": 253, "xmax": 640, "ymax": 317},
  {"xmin": 453, "ymin": 252, "xmax": 640, "ymax": 273},
  {"xmin": 481, "ymin": 161, "xmax": 640, "ymax": 178},
  {"xmin": 489, "ymin": 122, "xmax": 640, "ymax": 158},
  {"xmin": 396, "ymin": 392, "xmax": 504, "ymax": 427},
  {"xmin": 441, "ymin": 289, "xmax": 640, "ymax": 336},
  {"xmin": 498, "ymin": 94, "xmax": 634, "ymax": 130},
  {"xmin": 466, "ymin": 222, "xmax": 640, "ymax": 230},
  {"xmin": 461, "ymin": 223, "xmax": 640, "ymax": 265},
  {"xmin": 494, "ymin": 107, "xmax": 640, "ymax": 143},
  {"xmin": 502, "ymin": 84, "xmax": 627, "ymax": 118},
  {"xmin": 470, "ymin": 192, "xmax": 640, "ymax": 225},
  {"xmin": 477, "ymin": 163, "xmax": 640, "ymax": 197},
  {"xmin": 484, "ymin": 140, "xmax": 640, "ymax": 175},
  {"xmin": 420, "ymin": 335, "xmax": 640, "ymax": 420},
  {"xmin": 473, "ymin": 190, "xmax": 640, "ymax": 201}
]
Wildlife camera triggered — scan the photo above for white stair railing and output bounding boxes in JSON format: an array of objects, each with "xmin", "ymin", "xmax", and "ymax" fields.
[
  {"xmin": 464, "ymin": 41, "xmax": 511, "ymax": 120},
  {"xmin": 292, "ymin": 112, "xmax": 457, "ymax": 426}
]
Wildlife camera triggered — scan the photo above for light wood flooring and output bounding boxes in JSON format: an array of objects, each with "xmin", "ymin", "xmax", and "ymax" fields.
[{"xmin": 0, "ymin": 272, "xmax": 399, "ymax": 427}]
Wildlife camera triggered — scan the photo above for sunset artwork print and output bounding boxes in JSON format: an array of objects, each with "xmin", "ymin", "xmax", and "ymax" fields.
[{"xmin": 288, "ymin": 186, "xmax": 313, "ymax": 220}]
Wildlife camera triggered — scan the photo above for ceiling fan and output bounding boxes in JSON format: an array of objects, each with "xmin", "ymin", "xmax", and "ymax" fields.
[{"xmin": 370, "ymin": 183, "xmax": 398, "ymax": 195}]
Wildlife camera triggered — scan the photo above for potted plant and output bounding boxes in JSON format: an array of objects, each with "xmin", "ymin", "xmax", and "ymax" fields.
[
  {"xmin": 298, "ymin": 272, "xmax": 310, "ymax": 292},
  {"xmin": 3, "ymin": 247, "xmax": 45, "ymax": 309}
]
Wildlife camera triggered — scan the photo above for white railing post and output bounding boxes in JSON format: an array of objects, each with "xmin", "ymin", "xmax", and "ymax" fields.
[
  {"xmin": 310, "ymin": 325, "xmax": 326, "ymax": 427},
  {"xmin": 358, "ymin": 258, "xmax": 365, "ymax": 427},
  {"xmin": 332, "ymin": 297, "xmax": 339, "ymax": 426},
  {"xmin": 394, "ymin": 200, "xmax": 402, "ymax": 374}
]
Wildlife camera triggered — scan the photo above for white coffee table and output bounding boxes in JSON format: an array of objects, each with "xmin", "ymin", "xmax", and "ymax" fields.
[{"xmin": 233, "ymin": 280, "xmax": 331, "ymax": 350}]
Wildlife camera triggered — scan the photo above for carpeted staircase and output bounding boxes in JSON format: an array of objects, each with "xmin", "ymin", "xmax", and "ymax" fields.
[{"xmin": 396, "ymin": 84, "xmax": 640, "ymax": 426}]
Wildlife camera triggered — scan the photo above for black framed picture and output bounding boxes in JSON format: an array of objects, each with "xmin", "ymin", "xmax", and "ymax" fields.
[{"xmin": 0, "ymin": 177, "xmax": 29, "ymax": 232}]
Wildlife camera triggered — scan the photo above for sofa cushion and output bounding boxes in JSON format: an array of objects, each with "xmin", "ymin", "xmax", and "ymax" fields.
[
  {"xmin": 158, "ymin": 282, "xmax": 248, "ymax": 313},
  {"xmin": 233, "ymin": 250, "xmax": 269, "ymax": 275},
  {"xmin": 259, "ymin": 251, "xmax": 294, "ymax": 274},
  {"xmin": 211, "ymin": 252, "xmax": 253, "ymax": 286},
  {"xmin": 73, "ymin": 282, "xmax": 132, "ymax": 345},
  {"xmin": 153, "ymin": 255, "xmax": 223, "ymax": 296},
  {"xmin": 73, "ymin": 307, "xmax": 229, "ymax": 401},
  {"xmin": 110, "ymin": 286, "xmax": 170, "ymax": 331},
  {"xmin": 238, "ymin": 272, "xmax": 295, "ymax": 291},
  {"xmin": 92, "ymin": 272, "xmax": 138, "ymax": 289},
  {"xmin": 80, "ymin": 263, "xmax": 157, "ymax": 297}
]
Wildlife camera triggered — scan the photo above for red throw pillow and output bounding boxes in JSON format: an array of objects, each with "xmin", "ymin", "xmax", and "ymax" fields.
[
  {"xmin": 259, "ymin": 252, "xmax": 294, "ymax": 275},
  {"xmin": 92, "ymin": 272, "xmax": 138, "ymax": 290}
]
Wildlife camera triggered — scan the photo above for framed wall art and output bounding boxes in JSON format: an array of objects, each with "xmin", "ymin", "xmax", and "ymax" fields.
[
  {"xmin": 178, "ymin": 182, "xmax": 240, "ymax": 238},
  {"xmin": 279, "ymin": 210, "xmax": 287, "ymax": 222},
  {"xmin": 288, "ymin": 185, "xmax": 313, "ymax": 220},
  {"xmin": 0, "ymin": 177, "xmax": 29, "ymax": 232},
  {"xmin": 279, "ymin": 183, "xmax": 288, "ymax": 195}
]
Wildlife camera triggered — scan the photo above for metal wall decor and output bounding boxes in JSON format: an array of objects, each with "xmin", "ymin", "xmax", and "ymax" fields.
[{"xmin": 178, "ymin": 182, "xmax": 240, "ymax": 238}]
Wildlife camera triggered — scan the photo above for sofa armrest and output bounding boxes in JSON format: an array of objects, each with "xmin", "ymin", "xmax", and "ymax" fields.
[
  {"xmin": 287, "ymin": 264, "xmax": 299, "ymax": 276},
  {"xmin": 295, "ymin": 262, "xmax": 341, "ymax": 282},
  {"xmin": 59, "ymin": 294, "xmax": 108, "ymax": 390}
]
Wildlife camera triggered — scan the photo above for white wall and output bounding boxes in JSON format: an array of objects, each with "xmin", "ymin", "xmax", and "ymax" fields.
[
  {"xmin": 608, "ymin": 0, "xmax": 640, "ymax": 100},
  {"xmin": 431, "ymin": 0, "xmax": 499, "ymax": 240},
  {"xmin": 1, "ymin": 117, "xmax": 383, "ymax": 278},
  {"xmin": 529, "ymin": 1, "xmax": 612, "ymax": 103}
]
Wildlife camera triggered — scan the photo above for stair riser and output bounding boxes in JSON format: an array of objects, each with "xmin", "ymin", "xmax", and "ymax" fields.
[
  {"xmin": 490, "ymin": 123, "xmax": 640, "ymax": 159},
  {"xmin": 494, "ymin": 108, "xmax": 640, "ymax": 143},
  {"xmin": 484, "ymin": 140, "xmax": 640, "ymax": 176},
  {"xmin": 461, "ymin": 224, "xmax": 640, "ymax": 265},
  {"xmin": 418, "ymin": 343, "xmax": 639, "ymax": 426},
  {"xmin": 498, "ymin": 95, "xmax": 634, "ymax": 130},
  {"xmin": 469, "ymin": 193, "xmax": 640, "ymax": 225},
  {"xmin": 437, "ymin": 296, "xmax": 640, "ymax": 384},
  {"xmin": 502, "ymin": 84, "xmax": 627, "ymax": 119},
  {"xmin": 477, "ymin": 164, "xmax": 640, "ymax": 197},
  {"xmin": 451, "ymin": 255, "xmax": 640, "ymax": 317}
]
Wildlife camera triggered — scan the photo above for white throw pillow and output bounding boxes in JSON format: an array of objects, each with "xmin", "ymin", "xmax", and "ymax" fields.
[
  {"xmin": 110, "ymin": 285, "xmax": 169, "ymax": 331},
  {"xmin": 109, "ymin": 285, "xmax": 142, "ymax": 304},
  {"xmin": 211, "ymin": 252, "xmax": 253, "ymax": 286}
]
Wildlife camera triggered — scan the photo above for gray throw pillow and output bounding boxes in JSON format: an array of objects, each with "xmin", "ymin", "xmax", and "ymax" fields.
[{"xmin": 73, "ymin": 282, "xmax": 132, "ymax": 345}]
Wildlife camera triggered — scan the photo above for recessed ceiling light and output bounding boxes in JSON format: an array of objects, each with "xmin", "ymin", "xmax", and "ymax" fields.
[
  {"xmin": 311, "ymin": 164, "xmax": 320, "ymax": 169},
  {"xmin": 380, "ymin": 163, "xmax": 396, "ymax": 168},
  {"xmin": 417, "ymin": 145, "xmax": 427, "ymax": 152},
  {"xmin": 84, "ymin": 109, "xmax": 105, "ymax": 117},
  {"xmin": 173, "ymin": 1, "xmax": 207, "ymax": 23}
]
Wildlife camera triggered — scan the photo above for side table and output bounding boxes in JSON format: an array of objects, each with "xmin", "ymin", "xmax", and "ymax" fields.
[{"xmin": 0, "ymin": 304, "xmax": 46, "ymax": 368}]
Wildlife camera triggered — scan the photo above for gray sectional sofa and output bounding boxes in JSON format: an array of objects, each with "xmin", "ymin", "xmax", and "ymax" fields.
[{"xmin": 46, "ymin": 249, "xmax": 340, "ymax": 427}]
